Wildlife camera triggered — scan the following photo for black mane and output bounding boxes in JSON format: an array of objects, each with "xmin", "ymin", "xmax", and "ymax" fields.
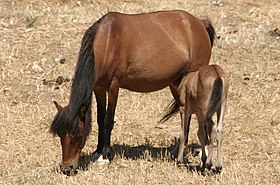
[{"xmin": 50, "ymin": 15, "xmax": 106, "ymax": 138}]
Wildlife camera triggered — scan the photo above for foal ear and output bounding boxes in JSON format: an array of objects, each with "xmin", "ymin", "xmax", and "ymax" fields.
[{"xmin": 53, "ymin": 101, "xmax": 63, "ymax": 111}]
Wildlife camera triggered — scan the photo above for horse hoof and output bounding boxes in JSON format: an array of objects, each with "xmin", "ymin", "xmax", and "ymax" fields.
[
  {"xmin": 91, "ymin": 152, "xmax": 102, "ymax": 161},
  {"xmin": 96, "ymin": 155, "xmax": 110, "ymax": 165},
  {"xmin": 102, "ymin": 147, "xmax": 115, "ymax": 161}
]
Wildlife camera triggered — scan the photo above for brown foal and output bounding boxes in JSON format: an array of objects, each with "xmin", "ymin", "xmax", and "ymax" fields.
[{"xmin": 170, "ymin": 64, "xmax": 229, "ymax": 172}]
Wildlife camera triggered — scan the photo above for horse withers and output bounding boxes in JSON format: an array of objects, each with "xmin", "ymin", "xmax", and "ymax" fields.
[
  {"xmin": 49, "ymin": 10, "xmax": 216, "ymax": 175},
  {"xmin": 161, "ymin": 64, "xmax": 229, "ymax": 172}
]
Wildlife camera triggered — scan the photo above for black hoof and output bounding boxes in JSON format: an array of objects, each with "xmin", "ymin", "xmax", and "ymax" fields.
[
  {"xmin": 206, "ymin": 163, "xmax": 212, "ymax": 171},
  {"xmin": 215, "ymin": 166, "xmax": 223, "ymax": 174},
  {"xmin": 102, "ymin": 146, "xmax": 114, "ymax": 161},
  {"xmin": 60, "ymin": 165, "xmax": 78, "ymax": 176}
]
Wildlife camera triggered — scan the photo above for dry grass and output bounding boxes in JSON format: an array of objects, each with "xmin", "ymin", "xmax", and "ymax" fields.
[{"xmin": 0, "ymin": 0, "xmax": 279, "ymax": 184}]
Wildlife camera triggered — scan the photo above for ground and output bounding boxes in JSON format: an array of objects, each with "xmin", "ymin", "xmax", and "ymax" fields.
[{"xmin": 0, "ymin": 0, "xmax": 279, "ymax": 184}]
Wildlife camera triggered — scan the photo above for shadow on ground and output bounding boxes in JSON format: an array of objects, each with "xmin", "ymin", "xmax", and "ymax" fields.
[{"xmin": 76, "ymin": 138, "xmax": 222, "ymax": 175}]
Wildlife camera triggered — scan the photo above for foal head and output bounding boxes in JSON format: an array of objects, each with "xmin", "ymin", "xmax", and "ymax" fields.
[{"xmin": 50, "ymin": 101, "xmax": 87, "ymax": 175}]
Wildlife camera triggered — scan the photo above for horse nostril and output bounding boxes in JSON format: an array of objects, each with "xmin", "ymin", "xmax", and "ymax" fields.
[{"xmin": 60, "ymin": 165, "xmax": 78, "ymax": 176}]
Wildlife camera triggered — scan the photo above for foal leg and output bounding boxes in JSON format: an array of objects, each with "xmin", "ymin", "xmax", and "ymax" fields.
[
  {"xmin": 92, "ymin": 89, "xmax": 106, "ymax": 160},
  {"xmin": 197, "ymin": 114, "xmax": 207, "ymax": 170},
  {"xmin": 215, "ymin": 100, "xmax": 226, "ymax": 172},
  {"xmin": 205, "ymin": 118, "xmax": 215, "ymax": 170},
  {"xmin": 103, "ymin": 79, "xmax": 119, "ymax": 161},
  {"xmin": 177, "ymin": 107, "xmax": 191, "ymax": 164}
]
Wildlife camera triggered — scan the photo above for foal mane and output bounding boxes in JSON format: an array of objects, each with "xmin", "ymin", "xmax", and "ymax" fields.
[{"xmin": 50, "ymin": 15, "xmax": 106, "ymax": 137}]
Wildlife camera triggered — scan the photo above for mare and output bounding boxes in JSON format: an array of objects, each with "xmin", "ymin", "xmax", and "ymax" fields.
[
  {"xmin": 49, "ymin": 10, "xmax": 216, "ymax": 175},
  {"xmin": 161, "ymin": 64, "xmax": 229, "ymax": 172}
]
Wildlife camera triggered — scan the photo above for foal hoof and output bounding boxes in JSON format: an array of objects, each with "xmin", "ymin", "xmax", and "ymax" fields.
[
  {"xmin": 215, "ymin": 166, "xmax": 223, "ymax": 174},
  {"xmin": 205, "ymin": 163, "xmax": 212, "ymax": 171}
]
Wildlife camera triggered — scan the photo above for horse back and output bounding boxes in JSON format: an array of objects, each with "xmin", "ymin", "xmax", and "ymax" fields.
[{"xmin": 93, "ymin": 11, "xmax": 213, "ymax": 92}]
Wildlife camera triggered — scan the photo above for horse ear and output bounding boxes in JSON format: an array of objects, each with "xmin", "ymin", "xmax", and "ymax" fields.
[
  {"xmin": 78, "ymin": 120, "xmax": 85, "ymax": 135},
  {"xmin": 53, "ymin": 101, "xmax": 63, "ymax": 111},
  {"xmin": 80, "ymin": 106, "xmax": 87, "ymax": 118}
]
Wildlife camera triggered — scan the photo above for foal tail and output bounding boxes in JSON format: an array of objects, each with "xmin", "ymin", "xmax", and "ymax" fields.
[
  {"xmin": 205, "ymin": 77, "xmax": 223, "ymax": 120},
  {"xmin": 203, "ymin": 20, "xmax": 216, "ymax": 47},
  {"xmin": 160, "ymin": 99, "xmax": 179, "ymax": 123}
]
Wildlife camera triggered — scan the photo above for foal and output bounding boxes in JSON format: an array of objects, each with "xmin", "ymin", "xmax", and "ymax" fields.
[{"xmin": 163, "ymin": 64, "xmax": 229, "ymax": 172}]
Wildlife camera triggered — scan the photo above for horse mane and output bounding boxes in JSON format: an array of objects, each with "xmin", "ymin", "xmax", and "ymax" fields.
[{"xmin": 50, "ymin": 15, "xmax": 106, "ymax": 137}]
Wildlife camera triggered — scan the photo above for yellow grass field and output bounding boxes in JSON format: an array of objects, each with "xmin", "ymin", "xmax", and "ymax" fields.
[{"xmin": 0, "ymin": 0, "xmax": 279, "ymax": 184}]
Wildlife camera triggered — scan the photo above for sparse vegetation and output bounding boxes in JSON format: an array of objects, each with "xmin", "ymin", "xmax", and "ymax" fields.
[{"xmin": 0, "ymin": 0, "xmax": 279, "ymax": 184}]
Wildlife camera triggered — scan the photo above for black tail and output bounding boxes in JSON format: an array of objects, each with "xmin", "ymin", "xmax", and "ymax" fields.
[
  {"xmin": 204, "ymin": 20, "xmax": 216, "ymax": 47},
  {"xmin": 160, "ymin": 100, "xmax": 180, "ymax": 123},
  {"xmin": 205, "ymin": 77, "xmax": 223, "ymax": 120}
]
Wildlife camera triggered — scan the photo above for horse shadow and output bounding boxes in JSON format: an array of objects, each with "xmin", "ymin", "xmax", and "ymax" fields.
[{"xmin": 77, "ymin": 138, "xmax": 220, "ymax": 175}]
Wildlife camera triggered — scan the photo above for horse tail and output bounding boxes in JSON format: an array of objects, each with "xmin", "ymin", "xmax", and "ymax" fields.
[
  {"xmin": 68, "ymin": 16, "xmax": 105, "ymax": 136},
  {"xmin": 205, "ymin": 76, "xmax": 223, "ymax": 120},
  {"xmin": 203, "ymin": 19, "xmax": 216, "ymax": 48},
  {"xmin": 160, "ymin": 99, "xmax": 180, "ymax": 123}
]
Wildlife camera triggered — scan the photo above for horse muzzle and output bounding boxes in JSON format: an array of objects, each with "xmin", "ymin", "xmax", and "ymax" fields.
[{"xmin": 60, "ymin": 162, "xmax": 79, "ymax": 176}]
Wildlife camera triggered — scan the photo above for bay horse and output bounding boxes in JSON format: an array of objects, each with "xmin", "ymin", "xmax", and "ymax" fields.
[
  {"xmin": 161, "ymin": 64, "xmax": 229, "ymax": 172},
  {"xmin": 49, "ymin": 10, "xmax": 216, "ymax": 175}
]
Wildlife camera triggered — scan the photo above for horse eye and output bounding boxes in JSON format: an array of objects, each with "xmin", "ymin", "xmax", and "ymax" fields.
[{"xmin": 67, "ymin": 133, "xmax": 74, "ymax": 138}]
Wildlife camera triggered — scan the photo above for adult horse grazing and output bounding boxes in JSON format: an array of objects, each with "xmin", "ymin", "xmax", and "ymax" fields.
[
  {"xmin": 161, "ymin": 64, "xmax": 229, "ymax": 173},
  {"xmin": 50, "ymin": 10, "xmax": 216, "ymax": 175}
]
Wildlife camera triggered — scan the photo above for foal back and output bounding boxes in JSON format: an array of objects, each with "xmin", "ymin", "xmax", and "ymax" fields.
[{"xmin": 181, "ymin": 64, "xmax": 229, "ymax": 116}]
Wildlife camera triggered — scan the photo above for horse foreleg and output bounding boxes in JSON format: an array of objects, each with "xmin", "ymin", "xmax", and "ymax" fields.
[
  {"xmin": 92, "ymin": 89, "xmax": 106, "ymax": 161},
  {"xmin": 103, "ymin": 79, "xmax": 119, "ymax": 161}
]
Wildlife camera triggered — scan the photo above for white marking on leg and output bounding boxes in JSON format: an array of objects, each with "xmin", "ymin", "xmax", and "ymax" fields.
[{"xmin": 96, "ymin": 155, "xmax": 110, "ymax": 165}]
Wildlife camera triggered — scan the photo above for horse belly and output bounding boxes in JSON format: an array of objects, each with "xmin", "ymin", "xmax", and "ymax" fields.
[
  {"xmin": 119, "ymin": 55, "xmax": 188, "ymax": 92},
  {"xmin": 119, "ymin": 78, "xmax": 171, "ymax": 92}
]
